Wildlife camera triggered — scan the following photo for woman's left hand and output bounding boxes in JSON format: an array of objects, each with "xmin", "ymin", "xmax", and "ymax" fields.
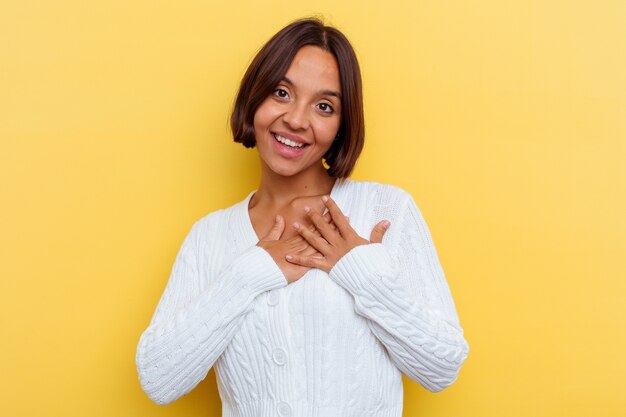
[{"xmin": 286, "ymin": 195, "xmax": 390, "ymax": 273}]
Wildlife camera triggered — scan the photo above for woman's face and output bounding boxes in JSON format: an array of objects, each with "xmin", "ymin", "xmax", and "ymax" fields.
[{"xmin": 253, "ymin": 45, "xmax": 342, "ymax": 178}]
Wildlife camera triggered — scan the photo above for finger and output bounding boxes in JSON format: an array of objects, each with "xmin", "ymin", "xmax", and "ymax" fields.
[
  {"xmin": 301, "ymin": 245, "xmax": 323, "ymax": 257},
  {"xmin": 287, "ymin": 235, "xmax": 322, "ymax": 256},
  {"xmin": 285, "ymin": 254, "xmax": 327, "ymax": 270},
  {"xmin": 264, "ymin": 215, "xmax": 285, "ymax": 241},
  {"xmin": 322, "ymin": 208, "xmax": 346, "ymax": 222},
  {"xmin": 305, "ymin": 206, "xmax": 338, "ymax": 243},
  {"xmin": 305, "ymin": 222, "xmax": 326, "ymax": 237},
  {"xmin": 369, "ymin": 220, "xmax": 391, "ymax": 243},
  {"xmin": 293, "ymin": 222, "xmax": 331, "ymax": 253},
  {"xmin": 323, "ymin": 210, "xmax": 348, "ymax": 228},
  {"xmin": 321, "ymin": 211, "xmax": 339, "ymax": 231},
  {"xmin": 304, "ymin": 211, "xmax": 331, "ymax": 233},
  {"xmin": 321, "ymin": 196, "xmax": 352, "ymax": 236},
  {"xmin": 285, "ymin": 234, "xmax": 325, "ymax": 248}
]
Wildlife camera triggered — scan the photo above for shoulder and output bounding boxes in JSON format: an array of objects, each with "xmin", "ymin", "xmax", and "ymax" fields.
[
  {"xmin": 342, "ymin": 178, "xmax": 414, "ymax": 207},
  {"xmin": 184, "ymin": 193, "xmax": 250, "ymax": 246}
]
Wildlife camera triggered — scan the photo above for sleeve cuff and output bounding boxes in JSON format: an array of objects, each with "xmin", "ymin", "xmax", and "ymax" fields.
[
  {"xmin": 231, "ymin": 245, "xmax": 288, "ymax": 294},
  {"xmin": 328, "ymin": 243, "xmax": 397, "ymax": 294}
]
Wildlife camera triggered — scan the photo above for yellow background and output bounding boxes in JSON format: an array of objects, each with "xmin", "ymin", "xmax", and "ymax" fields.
[{"xmin": 1, "ymin": 1, "xmax": 624, "ymax": 416}]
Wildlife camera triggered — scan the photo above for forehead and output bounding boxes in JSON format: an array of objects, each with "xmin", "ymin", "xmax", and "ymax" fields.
[{"xmin": 284, "ymin": 45, "xmax": 340, "ymax": 91}]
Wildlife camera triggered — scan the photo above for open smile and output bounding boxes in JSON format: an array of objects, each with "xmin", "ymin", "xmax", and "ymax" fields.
[
  {"xmin": 272, "ymin": 133, "xmax": 309, "ymax": 149},
  {"xmin": 271, "ymin": 132, "xmax": 310, "ymax": 159}
]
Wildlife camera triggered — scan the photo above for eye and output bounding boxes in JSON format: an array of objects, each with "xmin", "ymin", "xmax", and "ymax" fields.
[
  {"xmin": 273, "ymin": 88, "xmax": 289, "ymax": 99},
  {"xmin": 317, "ymin": 102, "xmax": 334, "ymax": 114}
]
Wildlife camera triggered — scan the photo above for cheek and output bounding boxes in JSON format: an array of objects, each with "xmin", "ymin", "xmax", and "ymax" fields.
[
  {"xmin": 319, "ymin": 118, "xmax": 341, "ymax": 144},
  {"xmin": 253, "ymin": 100, "xmax": 281, "ymax": 132},
  {"xmin": 252, "ymin": 108, "xmax": 267, "ymax": 133}
]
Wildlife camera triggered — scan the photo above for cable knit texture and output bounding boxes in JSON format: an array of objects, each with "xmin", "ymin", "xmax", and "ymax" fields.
[{"xmin": 136, "ymin": 179, "xmax": 469, "ymax": 416}]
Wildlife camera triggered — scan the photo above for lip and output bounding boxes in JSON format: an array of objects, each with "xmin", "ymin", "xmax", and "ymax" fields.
[
  {"xmin": 272, "ymin": 131, "xmax": 309, "ymax": 145},
  {"xmin": 271, "ymin": 132, "xmax": 309, "ymax": 159}
]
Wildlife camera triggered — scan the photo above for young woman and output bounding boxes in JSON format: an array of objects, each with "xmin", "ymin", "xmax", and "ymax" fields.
[{"xmin": 136, "ymin": 17, "xmax": 469, "ymax": 417}]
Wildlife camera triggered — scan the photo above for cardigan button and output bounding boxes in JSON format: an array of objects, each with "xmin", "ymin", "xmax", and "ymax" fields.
[
  {"xmin": 277, "ymin": 401, "xmax": 292, "ymax": 417},
  {"xmin": 272, "ymin": 347, "xmax": 287, "ymax": 365},
  {"xmin": 267, "ymin": 290, "xmax": 279, "ymax": 306}
]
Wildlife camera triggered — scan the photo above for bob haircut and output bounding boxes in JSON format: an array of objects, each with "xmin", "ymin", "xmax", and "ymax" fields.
[{"xmin": 230, "ymin": 17, "xmax": 364, "ymax": 178}]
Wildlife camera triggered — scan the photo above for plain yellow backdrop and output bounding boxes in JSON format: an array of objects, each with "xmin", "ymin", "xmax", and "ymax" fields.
[{"xmin": 1, "ymin": 1, "xmax": 624, "ymax": 416}]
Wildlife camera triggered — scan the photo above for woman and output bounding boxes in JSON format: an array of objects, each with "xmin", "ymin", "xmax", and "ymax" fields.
[{"xmin": 136, "ymin": 17, "xmax": 469, "ymax": 416}]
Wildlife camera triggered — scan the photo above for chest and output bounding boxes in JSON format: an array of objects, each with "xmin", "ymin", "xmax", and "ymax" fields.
[{"xmin": 248, "ymin": 200, "xmax": 327, "ymax": 241}]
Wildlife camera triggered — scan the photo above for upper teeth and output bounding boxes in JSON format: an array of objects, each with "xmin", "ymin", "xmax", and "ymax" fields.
[{"xmin": 275, "ymin": 134, "xmax": 305, "ymax": 148}]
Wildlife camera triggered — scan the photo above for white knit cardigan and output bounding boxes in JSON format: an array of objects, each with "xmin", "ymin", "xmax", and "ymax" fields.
[{"xmin": 136, "ymin": 178, "xmax": 469, "ymax": 417}]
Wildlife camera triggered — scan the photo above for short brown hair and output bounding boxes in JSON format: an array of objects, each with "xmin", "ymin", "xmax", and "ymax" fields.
[{"xmin": 230, "ymin": 17, "xmax": 364, "ymax": 178}]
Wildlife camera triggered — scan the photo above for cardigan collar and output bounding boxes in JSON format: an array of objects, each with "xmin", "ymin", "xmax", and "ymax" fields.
[{"xmin": 235, "ymin": 177, "xmax": 351, "ymax": 247}]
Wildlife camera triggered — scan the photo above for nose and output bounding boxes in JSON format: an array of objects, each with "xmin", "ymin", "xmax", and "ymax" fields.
[{"xmin": 282, "ymin": 102, "xmax": 310, "ymax": 131}]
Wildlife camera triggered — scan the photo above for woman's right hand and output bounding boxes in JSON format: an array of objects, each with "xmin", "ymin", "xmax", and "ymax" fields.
[{"xmin": 257, "ymin": 214, "xmax": 332, "ymax": 283}]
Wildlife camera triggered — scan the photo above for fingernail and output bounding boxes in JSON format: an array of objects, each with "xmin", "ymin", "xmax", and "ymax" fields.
[
  {"xmin": 382, "ymin": 220, "xmax": 390, "ymax": 229},
  {"xmin": 292, "ymin": 222, "xmax": 301, "ymax": 229},
  {"xmin": 322, "ymin": 196, "xmax": 328, "ymax": 203},
  {"xmin": 286, "ymin": 255, "xmax": 293, "ymax": 261},
  {"xmin": 303, "ymin": 206, "xmax": 310, "ymax": 213},
  {"xmin": 275, "ymin": 215, "xmax": 281, "ymax": 222}
]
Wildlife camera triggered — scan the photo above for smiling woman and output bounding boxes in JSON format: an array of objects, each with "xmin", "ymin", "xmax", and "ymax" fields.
[
  {"xmin": 136, "ymin": 17, "xmax": 470, "ymax": 417},
  {"xmin": 253, "ymin": 46, "xmax": 341, "ymax": 179},
  {"xmin": 231, "ymin": 18, "xmax": 364, "ymax": 179}
]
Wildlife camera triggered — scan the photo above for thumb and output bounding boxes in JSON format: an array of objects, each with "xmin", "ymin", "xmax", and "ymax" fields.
[
  {"xmin": 265, "ymin": 215, "xmax": 285, "ymax": 241},
  {"xmin": 369, "ymin": 220, "xmax": 390, "ymax": 243}
]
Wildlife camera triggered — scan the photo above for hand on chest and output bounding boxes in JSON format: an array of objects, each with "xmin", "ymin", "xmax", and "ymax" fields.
[{"xmin": 251, "ymin": 197, "xmax": 329, "ymax": 241}]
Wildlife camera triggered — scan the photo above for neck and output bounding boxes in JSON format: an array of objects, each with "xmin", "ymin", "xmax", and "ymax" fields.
[{"xmin": 253, "ymin": 162, "xmax": 336, "ymax": 208}]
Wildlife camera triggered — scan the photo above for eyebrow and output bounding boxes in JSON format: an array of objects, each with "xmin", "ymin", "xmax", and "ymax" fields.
[{"xmin": 281, "ymin": 76, "xmax": 342, "ymax": 99}]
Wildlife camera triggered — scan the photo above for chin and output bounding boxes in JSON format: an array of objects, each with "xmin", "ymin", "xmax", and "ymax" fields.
[
  {"xmin": 262, "ymin": 154, "xmax": 325, "ymax": 178},
  {"xmin": 268, "ymin": 159, "xmax": 322, "ymax": 178},
  {"xmin": 271, "ymin": 165, "xmax": 302, "ymax": 177}
]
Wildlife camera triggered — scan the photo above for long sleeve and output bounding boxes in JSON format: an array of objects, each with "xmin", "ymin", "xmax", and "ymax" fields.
[
  {"xmin": 328, "ymin": 192, "xmax": 469, "ymax": 392},
  {"xmin": 136, "ymin": 221, "xmax": 287, "ymax": 405}
]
